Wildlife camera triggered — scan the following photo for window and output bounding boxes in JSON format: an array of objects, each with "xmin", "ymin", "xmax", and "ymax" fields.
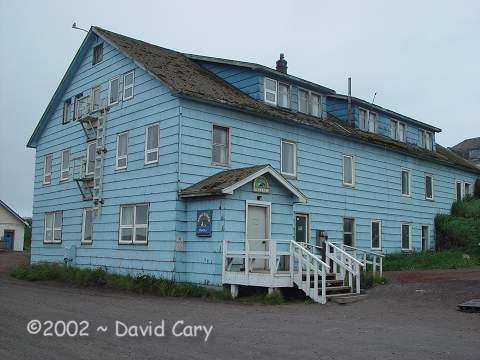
[
  {"xmin": 86, "ymin": 142, "xmax": 96, "ymax": 176},
  {"xmin": 310, "ymin": 93, "xmax": 322, "ymax": 117},
  {"xmin": 298, "ymin": 89, "xmax": 309, "ymax": 114},
  {"xmin": 116, "ymin": 132, "xmax": 128, "ymax": 170},
  {"xmin": 342, "ymin": 155, "xmax": 355, "ymax": 186},
  {"xmin": 92, "ymin": 86, "xmax": 101, "ymax": 110},
  {"xmin": 278, "ymin": 83, "xmax": 289, "ymax": 108},
  {"xmin": 295, "ymin": 214, "xmax": 309, "ymax": 243},
  {"xmin": 390, "ymin": 119, "xmax": 398, "ymax": 140},
  {"xmin": 62, "ymin": 99, "xmax": 71, "ymax": 124},
  {"xmin": 44, "ymin": 211, "xmax": 62, "ymax": 244},
  {"xmin": 398, "ymin": 123, "xmax": 406, "ymax": 142},
  {"xmin": 264, "ymin": 78, "xmax": 277, "ymax": 105},
  {"xmin": 359, "ymin": 109, "xmax": 367, "ymax": 130},
  {"xmin": 419, "ymin": 130, "xmax": 433, "ymax": 150},
  {"xmin": 108, "ymin": 77, "xmax": 120, "ymax": 106},
  {"xmin": 43, "ymin": 154, "xmax": 52, "ymax": 185},
  {"xmin": 81, "ymin": 208, "xmax": 93, "ymax": 244},
  {"xmin": 425, "ymin": 174, "xmax": 434, "ymax": 200},
  {"xmin": 401, "ymin": 224, "xmax": 411, "ymax": 251},
  {"xmin": 123, "ymin": 70, "xmax": 135, "ymax": 100},
  {"xmin": 343, "ymin": 218, "xmax": 355, "ymax": 247},
  {"xmin": 368, "ymin": 112, "xmax": 377, "ymax": 133},
  {"xmin": 464, "ymin": 182, "xmax": 472, "ymax": 197},
  {"xmin": 60, "ymin": 149, "xmax": 70, "ymax": 181},
  {"xmin": 145, "ymin": 123, "xmax": 160, "ymax": 164},
  {"xmin": 281, "ymin": 140, "xmax": 297, "ymax": 177},
  {"xmin": 212, "ymin": 125, "xmax": 230, "ymax": 166},
  {"xmin": 421, "ymin": 225, "xmax": 429, "ymax": 251},
  {"xmin": 74, "ymin": 93, "xmax": 83, "ymax": 120},
  {"xmin": 119, "ymin": 204, "xmax": 149, "ymax": 244},
  {"xmin": 401, "ymin": 169, "xmax": 411, "ymax": 196},
  {"xmin": 371, "ymin": 220, "xmax": 381, "ymax": 250},
  {"xmin": 456, "ymin": 181, "xmax": 463, "ymax": 201},
  {"xmin": 419, "ymin": 129, "xmax": 425, "ymax": 148},
  {"xmin": 92, "ymin": 43, "xmax": 103, "ymax": 65}
]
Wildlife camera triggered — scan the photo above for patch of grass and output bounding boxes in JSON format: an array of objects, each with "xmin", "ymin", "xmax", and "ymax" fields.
[
  {"xmin": 383, "ymin": 250, "xmax": 480, "ymax": 271},
  {"xmin": 11, "ymin": 263, "xmax": 231, "ymax": 301},
  {"xmin": 360, "ymin": 272, "xmax": 388, "ymax": 289}
]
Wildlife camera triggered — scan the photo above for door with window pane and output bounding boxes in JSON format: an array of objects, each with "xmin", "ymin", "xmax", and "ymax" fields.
[{"xmin": 295, "ymin": 214, "xmax": 309, "ymax": 243}]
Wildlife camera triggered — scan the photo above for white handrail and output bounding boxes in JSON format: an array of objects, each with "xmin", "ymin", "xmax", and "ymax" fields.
[
  {"xmin": 325, "ymin": 241, "xmax": 363, "ymax": 294},
  {"xmin": 327, "ymin": 242, "xmax": 364, "ymax": 267},
  {"xmin": 342, "ymin": 244, "xmax": 384, "ymax": 257},
  {"xmin": 340, "ymin": 243, "xmax": 384, "ymax": 277},
  {"xmin": 291, "ymin": 241, "xmax": 330, "ymax": 269}
]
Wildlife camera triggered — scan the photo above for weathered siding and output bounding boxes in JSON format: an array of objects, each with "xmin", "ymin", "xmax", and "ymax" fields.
[
  {"xmin": 31, "ymin": 36, "xmax": 181, "ymax": 278},
  {"xmin": 178, "ymin": 98, "xmax": 476, "ymax": 255}
]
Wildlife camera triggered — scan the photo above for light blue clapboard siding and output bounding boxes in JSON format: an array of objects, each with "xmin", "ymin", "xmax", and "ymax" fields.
[
  {"xmin": 178, "ymin": 98, "xmax": 476, "ymax": 259},
  {"xmin": 31, "ymin": 36, "xmax": 181, "ymax": 279}
]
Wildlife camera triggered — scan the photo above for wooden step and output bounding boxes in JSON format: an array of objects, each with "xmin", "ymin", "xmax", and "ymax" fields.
[
  {"xmin": 302, "ymin": 273, "xmax": 336, "ymax": 281},
  {"xmin": 329, "ymin": 293, "xmax": 368, "ymax": 304},
  {"xmin": 308, "ymin": 279, "xmax": 344, "ymax": 287},
  {"xmin": 325, "ymin": 285, "xmax": 351, "ymax": 295}
]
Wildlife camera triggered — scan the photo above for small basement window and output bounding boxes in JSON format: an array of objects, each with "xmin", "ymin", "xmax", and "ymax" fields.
[{"xmin": 92, "ymin": 43, "xmax": 103, "ymax": 65}]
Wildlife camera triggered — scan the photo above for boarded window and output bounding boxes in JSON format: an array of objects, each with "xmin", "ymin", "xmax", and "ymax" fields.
[
  {"xmin": 212, "ymin": 125, "xmax": 230, "ymax": 165},
  {"xmin": 343, "ymin": 218, "xmax": 355, "ymax": 247},
  {"xmin": 281, "ymin": 140, "xmax": 296, "ymax": 176}
]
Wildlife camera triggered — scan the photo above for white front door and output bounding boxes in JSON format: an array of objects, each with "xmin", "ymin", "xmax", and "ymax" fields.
[{"xmin": 247, "ymin": 203, "xmax": 270, "ymax": 270}]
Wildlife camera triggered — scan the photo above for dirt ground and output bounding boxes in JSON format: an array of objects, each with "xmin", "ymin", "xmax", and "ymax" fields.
[{"xmin": 1, "ymin": 251, "xmax": 479, "ymax": 360}]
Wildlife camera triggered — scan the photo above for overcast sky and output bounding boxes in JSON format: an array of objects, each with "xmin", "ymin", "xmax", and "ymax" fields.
[{"xmin": 1, "ymin": 0, "xmax": 479, "ymax": 217}]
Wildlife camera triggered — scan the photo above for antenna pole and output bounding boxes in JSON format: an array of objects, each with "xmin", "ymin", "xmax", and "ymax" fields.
[
  {"xmin": 347, "ymin": 77, "xmax": 352, "ymax": 126},
  {"xmin": 72, "ymin": 22, "xmax": 88, "ymax": 33}
]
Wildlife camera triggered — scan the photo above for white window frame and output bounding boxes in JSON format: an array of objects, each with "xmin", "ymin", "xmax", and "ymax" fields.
[
  {"xmin": 118, "ymin": 204, "xmax": 149, "ymax": 245},
  {"xmin": 43, "ymin": 211, "xmax": 62, "ymax": 244},
  {"xmin": 108, "ymin": 76, "xmax": 121, "ymax": 106},
  {"xmin": 81, "ymin": 208, "xmax": 93, "ymax": 244},
  {"xmin": 455, "ymin": 180, "xmax": 463, "ymax": 201},
  {"xmin": 342, "ymin": 155, "xmax": 355, "ymax": 187},
  {"xmin": 123, "ymin": 70, "xmax": 135, "ymax": 101},
  {"xmin": 371, "ymin": 220, "xmax": 382, "ymax": 250},
  {"xmin": 211, "ymin": 124, "xmax": 231, "ymax": 166},
  {"xmin": 60, "ymin": 149, "xmax": 70, "ymax": 181},
  {"xmin": 401, "ymin": 223, "xmax": 412, "ymax": 251},
  {"xmin": 401, "ymin": 168, "xmax": 411, "ymax": 197},
  {"xmin": 343, "ymin": 217, "xmax": 356, "ymax": 247},
  {"xmin": 390, "ymin": 119, "xmax": 398, "ymax": 140},
  {"xmin": 116, "ymin": 132, "xmax": 128, "ymax": 170},
  {"xmin": 425, "ymin": 174, "xmax": 434, "ymax": 200},
  {"xmin": 425, "ymin": 131, "xmax": 433, "ymax": 151},
  {"xmin": 464, "ymin": 182, "xmax": 472, "ymax": 197},
  {"xmin": 280, "ymin": 139, "xmax": 297, "ymax": 177},
  {"xmin": 62, "ymin": 99, "xmax": 71, "ymax": 124},
  {"xmin": 421, "ymin": 225, "xmax": 429, "ymax": 251},
  {"xmin": 358, "ymin": 108, "xmax": 377, "ymax": 133},
  {"xmin": 264, "ymin": 77, "xmax": 277, "ymax": 105},
  {"xmin": 85, "ymin": 141, "xmax": 96, "ymax": 176},
  {"xmin": 43, "ymin": 153, "xmax": 52, "ymax": 185},
  {"xmin": 298, "ymin": 88, "xmax": 309, "ymax": 114},
  {"xmin": 397, "ymin": 122, "xmax": 406, "ymax": 142},
  {"xmin": 144, "ymin": 123, "xmax": 160, "ymax": 165},
  {"xmin": 309, "ymin": 92, "xmax": 323, "ymax": 118},
  {"xmin": 277, "ymin": 82, "xmax": 290, "ymax": 108},
  {"xmin": 419, "ymin": 129, "xmax": 425, "ymax": 148}
]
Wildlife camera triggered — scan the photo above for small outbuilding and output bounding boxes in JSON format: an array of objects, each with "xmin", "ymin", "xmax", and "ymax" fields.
[{"xmin": 0, "ymin": 200, "xmax": 28, "ymax": 251}]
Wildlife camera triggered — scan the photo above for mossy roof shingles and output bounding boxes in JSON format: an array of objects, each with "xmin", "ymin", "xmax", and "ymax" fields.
[{"xmin": 93, "ymin": 27, "xmax": 480, "ymax": 175}]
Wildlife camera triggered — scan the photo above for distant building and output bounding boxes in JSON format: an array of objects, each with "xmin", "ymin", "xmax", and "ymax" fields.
[
  {"xmin": 451, "ymin": 138, "xmax": 480, "ymax": 168},
  {"xmin": 0, "ymin": 200, "xmax": 28, "ymax": 251}
]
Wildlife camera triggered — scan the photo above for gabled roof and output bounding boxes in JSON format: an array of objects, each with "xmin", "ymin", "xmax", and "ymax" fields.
[
  {"xmin": 451, "ymin": 137, "xmax": 480, "ymax": 152},
  {"xmin": 0, "ymin": 200, "xmax": 29, "ymax": 226},
  {"xmin": 184, "ymin": 53, "xmax": 336, "ymax": 95},
  {"xmin": 179, "ymin": 165, "xmax": 308, "ymax": 203},
  {"xmin": 27, "ymin": 27, "xmax": 480, "ymax": 174},
  {"xmin": 327, "ymin": 94, "xmax": 442, "ymax": 133}
]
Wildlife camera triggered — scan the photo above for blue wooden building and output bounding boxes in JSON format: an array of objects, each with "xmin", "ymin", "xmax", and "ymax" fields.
[{"xmin": 27, "ymin": 27, "xmax": 479, "ymax": 302}]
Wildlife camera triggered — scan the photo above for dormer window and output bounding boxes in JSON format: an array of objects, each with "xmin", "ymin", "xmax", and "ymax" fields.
[
  {"xmin": 398, "ymin": 122, "xmax": 406, "ymax": 142},
  {"xmin": 278, "ymin": 83, "xmax": 290, "ymax": 108},
  {"xmin": 298, "ymin": 89, "xmax": 309, "ymax": 114},
  {"xmin": 359, "ymin": 108, "xmax": 377, "ymax": 133},
  {"xmin": 264, "ymin": 78, "xmax": 277, "ymax": 105},
  {"xmin": 310, "ymin": 93, "xmax": 322, "ymax": 117},
  {"xmin": 419, "ymin": 129, "xmax": 433, "ymax": 150}
]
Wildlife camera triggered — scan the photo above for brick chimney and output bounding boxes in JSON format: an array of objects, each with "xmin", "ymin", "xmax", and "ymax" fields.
[{"xmin": 276, "ymin": 53, "xmax": 287, "ymax": 74}]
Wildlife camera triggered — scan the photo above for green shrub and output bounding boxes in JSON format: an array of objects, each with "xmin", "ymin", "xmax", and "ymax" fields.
[
  {"xmin": 435, "ymin": 213, "xmax": 480, "ymax": 255},
  {"xmin": 360, "ymin": 272, "xmax": 387, "ymax": 289},
  {"xmin": 450, "ymin": 198, "xmax": 480, "ymax": 219},
  {"xmin": 264, "ymin": 289, "xmax": 284, "ymax": 305},
  {"xmin": 384, "ymin": 250, "xmax": 480, "ymax": 271}
]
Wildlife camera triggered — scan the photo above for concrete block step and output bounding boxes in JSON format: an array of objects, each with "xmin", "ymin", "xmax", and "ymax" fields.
[{"xmin": 329, "ymin": 293, "xmax": 369, "ymax": 304}]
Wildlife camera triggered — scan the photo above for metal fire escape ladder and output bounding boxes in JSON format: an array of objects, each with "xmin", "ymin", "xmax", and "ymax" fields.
[{"xmin": 92, "ymin": 108, "xmax": 107, "ymax": 216}]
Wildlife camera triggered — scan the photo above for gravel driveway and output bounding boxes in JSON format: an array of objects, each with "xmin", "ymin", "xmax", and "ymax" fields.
[{"xmin": 0, "ymin": 252, "xmax": 479, "ymax": 360}]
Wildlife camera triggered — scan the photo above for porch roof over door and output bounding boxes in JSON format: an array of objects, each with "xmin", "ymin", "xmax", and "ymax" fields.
[{"xmin": 179, "ymin": 165, "xmax": 307, "ymax": 203}]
